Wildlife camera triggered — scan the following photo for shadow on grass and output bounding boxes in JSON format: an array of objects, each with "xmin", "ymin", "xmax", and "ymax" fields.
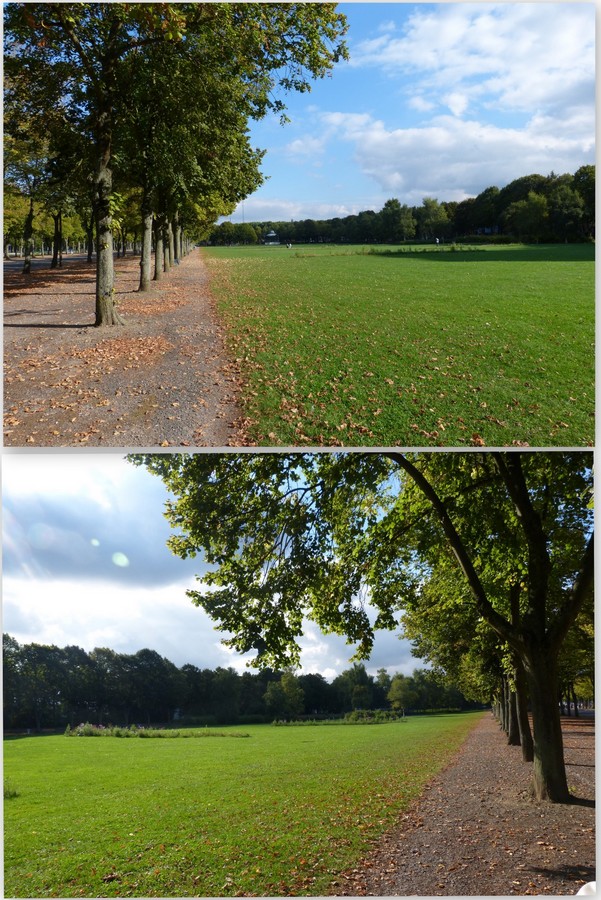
[
  {"xmin": 3, "ymin": 732, "xmax": 63, "ymax": 740},
  {"xmin": 371, "ymin": 243, "xmax": 594, "ymax": 263}
]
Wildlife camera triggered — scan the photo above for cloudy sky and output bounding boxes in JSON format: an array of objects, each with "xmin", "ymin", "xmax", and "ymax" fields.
[
  {"xmin": 2, "ymin": 452, "xmax": 418, "ymax": 679},
  {"xmin": 229, "ymin": 1, "xmax": 595, "ymax": 223}
]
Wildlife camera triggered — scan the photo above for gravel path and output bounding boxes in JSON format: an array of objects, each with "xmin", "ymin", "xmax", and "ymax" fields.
[
  {"xmin": 334, "ymin": 713, "xmax": 594, "ymax": 896},
  {"xmin": 4, "ymin": 250, "xmax": 250, "ymax": 447}
]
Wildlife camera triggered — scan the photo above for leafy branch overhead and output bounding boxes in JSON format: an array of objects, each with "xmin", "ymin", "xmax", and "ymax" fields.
[{"xmin": 131, "ymin": 450, "xmax": 593, "ymax": 803}]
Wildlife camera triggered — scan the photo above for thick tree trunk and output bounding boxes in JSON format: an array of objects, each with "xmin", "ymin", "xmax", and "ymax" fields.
[
  {"xmin": 94, "ymin": 101, "xmax": 124, "ymax": 326},
  {"xmin": 524, "ymin": 649, "xmax": 570, "ymax": 802},
  {"xmin": 139, "ymin": 206, "xmax": 153, "ymax": 292},
  {"xmin": 507, "ymin": 686, "xmax": 521, "ymax": 746},
  {"xmin": 95, "ymin": 190, "xmax": 122, "ymax": 324},
  {"xmin": 514, "ymin": 660, "xmax": 534, "ymax": 762}
]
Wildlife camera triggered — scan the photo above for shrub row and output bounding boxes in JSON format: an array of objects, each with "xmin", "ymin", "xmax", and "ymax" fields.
[
  {"xmin": 64, "ymin": 723, "xmax": 250, "ymax": 738},
  {"xmin": 272, "ymin": 709, "xmax": 407, "ymax": 726}
]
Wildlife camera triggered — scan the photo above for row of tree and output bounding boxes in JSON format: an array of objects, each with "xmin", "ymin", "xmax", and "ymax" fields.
[
  {"xmin": 3, "ymin": 634, "xmax": 478, "ymax": 730},
  {"xmin": 4, "ymin": 3, "xmax": 348, "ymax": 323},
  {"xmin": 210, "ymin": 167, "xmax": 595, "ymax": 246},
  {"xmin": 131, "ymin": 451, "xmax": 594, "ymax": 803}
]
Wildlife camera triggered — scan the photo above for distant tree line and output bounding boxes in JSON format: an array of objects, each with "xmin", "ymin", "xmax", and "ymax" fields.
[
  {"xmin": 210, "ymin": 166, "xmax": 595, "ymax": 247},
  {"xmin": 3, "ymin": 635, "xmax": 481, "ymax": 731}
]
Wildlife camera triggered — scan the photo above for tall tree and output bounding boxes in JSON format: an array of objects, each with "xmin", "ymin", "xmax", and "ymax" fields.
[
  {"xmin": 5, "ymin": 3, "xmax": 348, "ymax": 324},
  {"xmin": 131, "ymin": 451, "xmax": 593, "ymax": 803}
]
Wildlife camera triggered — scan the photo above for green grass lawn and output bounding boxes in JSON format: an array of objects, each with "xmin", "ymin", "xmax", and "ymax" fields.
[
  {"xmin": 4, "ymin": 713, "xmax": 482, "ymax": 897},
  {"xmin": 203, "ymin": 242, "xmax": 594, "ymax": 447}
]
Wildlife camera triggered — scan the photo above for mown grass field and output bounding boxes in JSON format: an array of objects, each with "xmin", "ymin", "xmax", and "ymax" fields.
[
  {"xmin": 4, "ymin": 713, "xmax": 482, "ymax": 897},
  {"xmin": 203, "ymin": 243, "xmax": 594, "ymax": 447}
]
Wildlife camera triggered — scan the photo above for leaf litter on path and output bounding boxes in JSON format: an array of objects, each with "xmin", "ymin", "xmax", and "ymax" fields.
[
  {"xmin": 333, "ymin": 714, "xmax": 594, "ymax": 897},
  {"xmin": 3, "ymin": 251, "xmax": 253, "ymax": 447}
]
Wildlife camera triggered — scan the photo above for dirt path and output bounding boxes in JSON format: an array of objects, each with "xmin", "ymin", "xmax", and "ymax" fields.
[
  {"xmin": 4, "ymin": 251, "xmax": 252, "ymax": 447},
  {"xmin": 334, "ymin": 713, "xmax": 595, "ymax": 896}
]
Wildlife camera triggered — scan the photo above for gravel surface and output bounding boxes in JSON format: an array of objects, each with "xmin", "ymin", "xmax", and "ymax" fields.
[
  {"xmin": 334, "ymin": 713, "xmax": 595, "ymax": 897},
  {"xmin": 4, "ymin": 250, "xmax": 250, "ymax": 447}
]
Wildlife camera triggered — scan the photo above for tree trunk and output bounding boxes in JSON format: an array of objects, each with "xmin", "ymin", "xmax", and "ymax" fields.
[
  {"xmin": 94, "ymin": 97, "xmax": 124, "ymax": 326},
  {"xmin": 164, "ymin": 218, "xmax": 173, "ymax": 271},
  {"xmin": 86, "ymin": 210, "xmax": 95, "ymax": 262},
  {"xmin": 499, "ymin": 678, "xmax": 508, "ymax": 733},
  {"xmin": 514, "ymin": 659, "xmax": 534, "ymax": 762},
  {"xmin": 524, "ymin": 649, "xmax": 570, "ymax": 802},
  {"xmin": 51, "ymin": 210, "xmax": 62, "ymax": 269},
  {"xmin": 507, "ymin": 686, "xmax": 520, "ymax": 746},
  {"xmin": 95, "ymin": 184, "xmax": 123, "ymax": 325},
  {"xmin": 173, "ymin": 212, "xmax": 180, "ymax": 263},
  {"xmin": 510, "ymin": 587, "xmax": 533, "ymax": 761},
  {"xmin": 22, "ymin": 197, "xmax": 35, "ymax": 275},
  {"xmin": 571, "ymin": 685, "xmax": 580, "ymax": 717},
  {"xmin": 139, "ymin": 205, "xmax": 153, "ymax": 292},
  {"xmin": 154, "ymin": 215, "xmax": 164, "ymax": 281}
]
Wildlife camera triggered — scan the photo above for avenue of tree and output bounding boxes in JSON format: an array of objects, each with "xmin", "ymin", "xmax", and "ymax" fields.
[
  {"xmin": 131, "ymin": 451, "xmax": 594, "ymax": 804},
  {"xmin": 3, "ymin": 635, "xmax": 483, "ymax": 731},
  {"xmin": 210, "ymin": 166, "xmax": 595, "ymax": 246},
  {"xmin": 3, "ymin": 2, "xmax": 348, "ymax": 323}
]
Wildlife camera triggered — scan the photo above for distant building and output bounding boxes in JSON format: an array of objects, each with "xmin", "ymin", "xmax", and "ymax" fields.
[{"xmin": 264, "ymin": 230, "xmax": 280, "ymax": 245}]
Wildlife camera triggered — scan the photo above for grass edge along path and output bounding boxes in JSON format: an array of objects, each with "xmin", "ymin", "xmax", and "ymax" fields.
[
  {"xmin": 4, "ymin": 712, "xmax": 483, "ymax": 897},
  {"xmin": 203, "ymin": 243, "xmax": 594, "ymax": 448}
]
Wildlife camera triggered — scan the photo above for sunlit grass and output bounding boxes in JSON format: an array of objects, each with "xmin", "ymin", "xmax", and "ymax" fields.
[
  {"xmin": 4, "ymin": 713, "xmax": 482, "ymax": 897},
  {"xmin": 203, "ymin": 242, "xmax": 594, "ymax": 447}
]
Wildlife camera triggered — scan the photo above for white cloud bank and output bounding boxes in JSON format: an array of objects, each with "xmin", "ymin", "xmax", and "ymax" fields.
[
  {"xmin": 319, "ymin": 2, "xmax": 594, "ymax": 205},
  {"xmin": 228, "ymin": 2, "xmax": 594, "ymax": 221},
  {"xmin": 348, "ymin": 2, "xmax": 594, "ymax": 119},
  {"xmin": 318, "ymin": 109, "xmax": 593, "ymax": 204}
]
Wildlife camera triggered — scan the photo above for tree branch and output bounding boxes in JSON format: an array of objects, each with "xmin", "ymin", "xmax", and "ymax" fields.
[
  {"xmin": 549, "ymin": 532, "xmax": 594, "ymax": 653},
  {"xmin": 492, "ymin": 452, "xmax": 551, "ymax": 634},
  {"xmin": 381, "ymin": 451, "xmax": 518, "ymax": 648}
]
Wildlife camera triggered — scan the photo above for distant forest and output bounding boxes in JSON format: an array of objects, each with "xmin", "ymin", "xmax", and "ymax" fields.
[
  {"xmin": 3, "ymin": 634, "xmax": 482, "ymax": 731},
  {"xmin": 210, "ymin": 166, "xmax": 595, "ymax": 247}
]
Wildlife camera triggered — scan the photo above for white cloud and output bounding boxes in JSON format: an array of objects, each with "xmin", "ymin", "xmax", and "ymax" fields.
[
  {"xmin": 235, "ymin": 196, "xmax": 368, "ymax": 223},
  {"xmin": 285, "ymin": 135, "xmax": 327, "ymax": 159},
  {"xmin": 408, "ymin": 95, "xmax": 436, "ymax": 113},
  {"xmin": 318, "ymin": 108, "xmax": 594, "ymax": 204},
  {"xmin": 350, "ymin": 3, "xmax": 594, "ymax": 124},
  {"xmin": 4, "ymin": 573, "xmax": 416, "ymax": 678},
  {"xmin": 377, "ymin": 20, "xmax": 397, "ymax": 35},
  {"xmin": 444, "ymin": 91, "xmax": 469, "ymax": 118},
  {"xmin": 3, "ymin": 453, "xmax": 424, "ymax": 680}
]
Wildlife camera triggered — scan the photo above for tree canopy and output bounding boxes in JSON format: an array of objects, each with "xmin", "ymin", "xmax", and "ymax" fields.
[
  {"xmin": 131, "ymin": 450, "xmax": 593, "ymax": 803},
  {"xmin": 4, "ymin": 2, "xmax": 348, "ymax": 322},
  {"xmin": 4, "ymin": 633, "xmax": 480, "ymax": 731},
  {"xmin": 211, "ymin": 166, "xmax": 595, "ymax": 246}
]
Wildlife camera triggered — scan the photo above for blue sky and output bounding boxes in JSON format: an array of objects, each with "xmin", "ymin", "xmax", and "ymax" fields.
[
  {"xmin": 2, "ymin": 452, "xmax": 417, "ymax": 679},
  {"xmin": 228, "ymin": 2, "xmax": 595, "ymax": 223}
]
